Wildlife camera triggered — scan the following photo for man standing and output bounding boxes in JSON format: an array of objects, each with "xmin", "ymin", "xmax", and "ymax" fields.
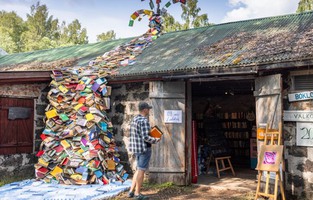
[{"xmin": 128, "ymin": 102, "xmax": 160, "ymax": 200}]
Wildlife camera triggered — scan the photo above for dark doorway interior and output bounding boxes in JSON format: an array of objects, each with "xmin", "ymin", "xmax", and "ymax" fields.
[{"xmin": 191, "ymin": 79, "xmax": 257, "ymax": 181}]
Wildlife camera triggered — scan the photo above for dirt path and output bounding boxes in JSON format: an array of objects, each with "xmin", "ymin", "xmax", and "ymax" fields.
[{"xmin": 112, "ymin": 184, "xmax": 254, "ymax": 200}]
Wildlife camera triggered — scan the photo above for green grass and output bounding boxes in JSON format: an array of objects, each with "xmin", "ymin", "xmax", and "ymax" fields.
[
  {"xmin": 142, "ymin": 181, "xmax": 175, "ymax": 190},
  {"xmin": 142, "ymin": 181, "xmax": 194, "ymax": 191},
  {"xmin": 0, "ymin": 174, "xmax": 34, "ymax": 187},
  {"xmin": 142, "ymin": 181, "xmax": 196, "ymax": 196}
]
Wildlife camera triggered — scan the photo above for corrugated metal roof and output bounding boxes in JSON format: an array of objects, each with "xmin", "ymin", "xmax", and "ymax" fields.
[
  {"xmin": 117, "ymin": 11, "xmax": 313, "ymax": 76},
  {"xmin": 1, "ymin": 11, "xmax": 313, "ymax": 76},
  {"xmin": 0, "ymin": 38, "xmax": 130, "ymax": 69}
]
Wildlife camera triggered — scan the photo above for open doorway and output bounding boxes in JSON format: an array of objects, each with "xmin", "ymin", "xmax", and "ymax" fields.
[{"xmin": 191, "ymin": 79, "xmax": 257, "ymax": 187}]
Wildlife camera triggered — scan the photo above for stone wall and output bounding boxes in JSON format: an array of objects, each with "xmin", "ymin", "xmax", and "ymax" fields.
[
  {"xmin": 109, "ymin": 82, "xmax": 149, "ymax": 174},
  {"xmin": 0, "ymin": 83, "xmax": 49, "ymax": 179},
  {"xmin": 283, "ymin": 74, "xmax": 313, "ymax": 199},
  {"xmin": 34, "ymin": 85, "xmax": 50, "ymax": 152},
  {"xmin": 0, "ymin": 154, "xmax": 37, "ymax": 178}
]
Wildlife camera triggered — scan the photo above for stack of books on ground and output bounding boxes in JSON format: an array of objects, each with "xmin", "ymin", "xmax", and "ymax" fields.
[
  {"xmin": 35, "ymin": 20, "xmax": 162, "ymax": 185},
  {"xmin": 35, "ymin": 68, "xmax": 127, "ymax": 185}
]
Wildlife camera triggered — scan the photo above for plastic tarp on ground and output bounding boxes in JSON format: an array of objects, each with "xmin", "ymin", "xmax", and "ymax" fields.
[{"xmin": 0, "ymin": 179, "xmax": 131, "ymax": 200}]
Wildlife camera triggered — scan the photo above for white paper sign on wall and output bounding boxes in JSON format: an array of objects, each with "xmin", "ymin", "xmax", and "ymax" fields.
[
  {"xmin": 296, "ymin": 122, "xmax": 313, "ymax": 147},
  {"xmin": 164, "ymin": 110, "xmax": 182, "ymax": 123}
]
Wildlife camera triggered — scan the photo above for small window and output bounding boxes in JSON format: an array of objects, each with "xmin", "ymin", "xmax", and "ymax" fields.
[{"xmin": 293, "ymin": 74, "xmax": 313, "ymax": 91}]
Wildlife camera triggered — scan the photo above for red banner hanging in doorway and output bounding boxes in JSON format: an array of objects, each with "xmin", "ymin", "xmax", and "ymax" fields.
[{"xmin": 191, "ymin": 120, "xmax": 198, "ymax": 183}]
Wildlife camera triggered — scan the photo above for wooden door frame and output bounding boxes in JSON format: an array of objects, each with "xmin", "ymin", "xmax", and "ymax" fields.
[
  {"xmin": 186, "ymin": 80, "xmax": 192, "ymax": 185},
  {"xmin": 254, "ymin": 74, "xmax": 285, "ymax": 187},
  {"xmin": 186, "ymin": 76, "xmax": 257, "ymax": 184}
]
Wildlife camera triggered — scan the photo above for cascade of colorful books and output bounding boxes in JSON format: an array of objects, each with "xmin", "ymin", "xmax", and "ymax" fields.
[
  {"xmin": 35, "ymin": 0, "xmax": 187, "ymax": 186},
  {"xmin": 129, "ymin": 0, "xmax": 187, "ymax": 36},
  {"xmin": 35, "ymin": 68, "xmax": 122, "ymax": 185},
  {"xmin": 34, "ymin": 27, "xmax": 160, "ymax": 185}
]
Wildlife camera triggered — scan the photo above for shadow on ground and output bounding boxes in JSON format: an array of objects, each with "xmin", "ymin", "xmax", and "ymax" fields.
[{"xmin": 112, "ymin": 169, "xmax": 257, "ymax": 200}]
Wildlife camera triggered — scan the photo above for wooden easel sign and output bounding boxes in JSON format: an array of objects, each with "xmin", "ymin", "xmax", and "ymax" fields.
[{"xmin": 256, "ymin": 145, "xmax": 283, "ymax": 172}]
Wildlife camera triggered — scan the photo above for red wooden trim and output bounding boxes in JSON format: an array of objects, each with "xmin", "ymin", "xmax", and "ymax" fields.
[
  {"xmin": 0, "ymin": 144, "xmax": 33, "ymax": 148},
  {"xmin": 0, "ymin": 71, "xmax": 51, "ymax": 84}
]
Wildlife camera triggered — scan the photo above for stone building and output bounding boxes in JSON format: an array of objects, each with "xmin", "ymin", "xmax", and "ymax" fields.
[{"xmin": 1, "ymin": 11, "xmax": 313, "ymax": 199}]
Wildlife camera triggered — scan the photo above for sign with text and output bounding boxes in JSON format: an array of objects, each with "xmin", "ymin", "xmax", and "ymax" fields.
[
  {"xmin": 164, "ymin": 110, "xmax": 182, "ymax": 123},
  {"xmin": 284, "ymin": 110, "xmax": 313, "ymax": 122},
  {"xmin": 288, "ymin": 91, "xmax": 313, "ymax": 102},
  {"xmin": 296, "ymin": 122, "xmax": 313, "ymax": 146},
  {"xmin": 8, "ymin": 107, "xmax": 31, "ymax": 120}
]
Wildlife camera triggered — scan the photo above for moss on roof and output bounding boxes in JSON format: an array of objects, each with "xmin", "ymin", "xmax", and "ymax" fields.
[
  {"xmin": 0, "ymin": 38, "xmax": 131, "ymax": 70},
  {"xmin": 1, "ymin": 11, "xmax": 313, "ymax": 76}
]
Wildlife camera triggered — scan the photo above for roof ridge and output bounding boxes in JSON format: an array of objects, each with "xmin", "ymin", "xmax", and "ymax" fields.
[{"xmin": 162, "ymin": 10, "xmax": 313, "ymax": 35}]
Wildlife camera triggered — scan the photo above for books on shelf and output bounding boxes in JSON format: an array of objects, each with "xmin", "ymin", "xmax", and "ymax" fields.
[
  {"xmin": 196, "ymin": 111, "xmax": 254, "ymax": 165},
  {"xmin": 224, "ymin": 131, "xmax": 250, "ymax": 139}
]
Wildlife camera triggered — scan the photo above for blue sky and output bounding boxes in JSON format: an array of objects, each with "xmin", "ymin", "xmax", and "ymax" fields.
[{"xmin": 0, "ymin": 0, "xmax": 299, "ymax": 42}]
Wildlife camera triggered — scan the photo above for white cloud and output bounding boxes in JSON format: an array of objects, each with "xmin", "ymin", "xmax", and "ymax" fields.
[
  {"xmin": 229, "ymin": 0, "xmax": 244, "ymax": 6},
  {"xmin": 0, "ymin": 0, "xmax": 34, "ymax": 19},
  {"xmin": 222, "ymin": 0, "xmax": 299, "ymax": 23}
]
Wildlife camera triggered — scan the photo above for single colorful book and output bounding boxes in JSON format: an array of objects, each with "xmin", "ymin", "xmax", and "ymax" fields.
[
  {"xmin": 50, "ymin": 166, "xmax": 63, "ymax": 178},
  {"xmin": 150, "ymin": 126, "xmax": 163, "ymax": 138}
]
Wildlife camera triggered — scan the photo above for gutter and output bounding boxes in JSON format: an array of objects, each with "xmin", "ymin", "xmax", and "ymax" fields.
[
  {"xmin": 162, "ymin": 69, "xmax": 258, "ymax": 80},
  {"xmin": 108, "ymin": 77, "xmax": 163, "ymax": 84},
  {"xmin": 1, "ymin": 57, "xmax": 312, "ymax": 84},
  {"xmin": 0, "ymin": 71, "xmax": 51, "ymax": 84}
]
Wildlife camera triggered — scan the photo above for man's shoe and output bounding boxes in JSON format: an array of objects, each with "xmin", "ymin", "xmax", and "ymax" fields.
[
  {"xmin": 128, "ymin": 191, "xmax": 134, "ymax": 198},
  {"xmin": 134, "ymin": 194, "xmax": 149, "ymax": 200}
]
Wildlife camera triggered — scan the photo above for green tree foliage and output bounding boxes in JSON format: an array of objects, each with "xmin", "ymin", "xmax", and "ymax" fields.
[
  {"xmin": 59, "ymin": 19, "xmax": 88, "ymax": 46},
  {"xmin": 297, "ymin": 0, "xmax": 313, "ymax": 13},
  {"xmin": 181, "ymin": 0, "xmax": 209, "ymax": 29},
  {"xmin": 21, "ymin": 2, "xmax": 59, "ymax": 51},
  {"xmin": 162, "ymin": 13, "xmax": 182, "ymax": 32},
  {"xmin": 96, "ymin": 30, "xmax": 116, "ymax": 42},
  {"xmin": 162, "ymin": 0, "xmax": 209, "ymax": 33},
  {"xmin": 0, "ymin": 1, "xmax": 88, "ymax": 53},
  {"xmin": 0, "ymin": 11, "xmax": 25, "ymax": 53}
]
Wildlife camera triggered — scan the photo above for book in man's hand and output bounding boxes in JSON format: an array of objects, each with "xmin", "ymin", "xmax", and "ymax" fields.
[{"xmin": 150, "ymin": 126, "xmax": 163, "ymax": 139}]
